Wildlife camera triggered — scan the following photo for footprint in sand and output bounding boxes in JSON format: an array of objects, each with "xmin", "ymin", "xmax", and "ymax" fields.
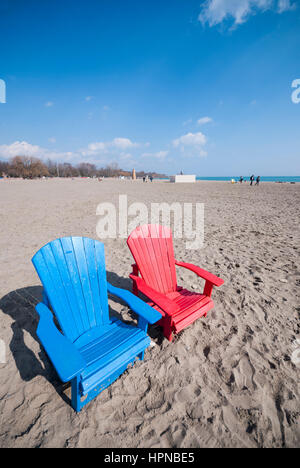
[
  {"xmin": 290, "ymin": 338, "xmax": 300, "ymax": 367},
  {"xmin": 233, "ymin": 355, "xmax": 255, "ymax": 391},
  {"xmin": 0, "ymin": 338, "xmax": 6, "ymax": 364}
]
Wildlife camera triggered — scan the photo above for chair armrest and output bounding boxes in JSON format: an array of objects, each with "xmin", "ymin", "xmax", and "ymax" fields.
[
  {"xmin": 36, "ymin": 303, "xmax": 86, "ymax": 383},
  {"xmin": 131, "ymin": 263, "xmax": 139, "ymax": 274},
  {"xmin": 129, "ymin": 275, "xmax": 180, "ymax": 317},
  {"xmin": 175, "ymin": 260, "xmax": 224, "ymax": 287},
  {"xmin": 107, "ymin": 282, "xmax": 162, "ymax": 325}
]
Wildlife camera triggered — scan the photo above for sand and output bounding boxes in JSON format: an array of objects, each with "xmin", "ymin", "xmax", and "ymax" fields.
[{"xmin": 0, "ymin": 178, "xmax": 299, "ymax": 448}]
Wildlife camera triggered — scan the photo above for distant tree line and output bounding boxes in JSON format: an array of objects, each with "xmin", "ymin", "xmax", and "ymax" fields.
[{"xmin": 0, "ymin": 156, "xmax": 166, "ymax": 179}]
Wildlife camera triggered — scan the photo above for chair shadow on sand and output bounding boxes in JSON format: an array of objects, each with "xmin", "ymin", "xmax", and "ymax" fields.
[
  {"xmin": 0, "ymin": 285, "xmax": 71, "ymax": 406},
  {"xmin": 106, "ymin": 270, "xmax": 163, "ymax": 344},
  {"xmin": 0, "ymin": 274, "xmax": 163, "ymax": 408}
]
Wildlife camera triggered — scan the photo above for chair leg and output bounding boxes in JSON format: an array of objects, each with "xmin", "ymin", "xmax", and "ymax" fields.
[
  {"xmin": 137, "ymin": 317, "xmax": 148, "ymax": 360},
  {"xmin": 131, "ymin": 264, "xmax": 139, "ymax": 296},
  {"xmin": 163, "ymin": 316, "xmax": 173, "ymax": 342},
  {"xmin": 71, "ymin": 375, "xmax": 81, "ymax": 412},
  {"xmin": 138, "ymin": 316, "xmax": 148, "ymax": 333},
  {"xmin": 204, "ymin": 280, "xmax": 214, "ymax": 298},
  {"xmin": 132, "ymin": 281, "xmax": 139, "ymax": 297}
]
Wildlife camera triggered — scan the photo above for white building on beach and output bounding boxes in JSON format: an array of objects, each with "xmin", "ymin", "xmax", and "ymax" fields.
[{"xmin": 170, "ymin": 174, "xmax": 196, "ymax": 183}]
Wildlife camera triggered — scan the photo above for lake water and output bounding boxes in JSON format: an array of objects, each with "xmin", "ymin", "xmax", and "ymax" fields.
[
  {"xmin": 159, "ymin": 176, "xmax": 299, "ymax": 182},
  {"xmin": 196, "ymin": 176, "xmax": 300, "ymax": 183}
]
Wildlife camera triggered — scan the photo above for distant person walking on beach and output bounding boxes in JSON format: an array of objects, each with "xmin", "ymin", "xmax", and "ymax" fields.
[
  {"xmin": 250, "ymin": 175, "xmax": 255, "ymax": 186},
  {"xmin": 239, "ymin": 176, "xmax": 244, "ymax": 183},
  {"xmin": 256, "ymin": 176, "xmax": 261, "ymax": 186}
]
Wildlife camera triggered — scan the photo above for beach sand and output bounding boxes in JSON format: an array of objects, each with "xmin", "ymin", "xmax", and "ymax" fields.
[{"xmin": 0, "ymin": 178, "xmax": 299, "ymax": 448}]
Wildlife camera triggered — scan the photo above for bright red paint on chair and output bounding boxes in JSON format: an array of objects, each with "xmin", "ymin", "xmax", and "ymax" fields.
[{"xmin": 127, "ymin": 224, "xmax": 224, "ymax": 342}]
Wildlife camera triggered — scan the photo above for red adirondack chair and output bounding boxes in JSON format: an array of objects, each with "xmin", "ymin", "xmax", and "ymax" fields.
[{"xmin": 127, "ymin": 224, "xmax": 224, "ymax": 341}]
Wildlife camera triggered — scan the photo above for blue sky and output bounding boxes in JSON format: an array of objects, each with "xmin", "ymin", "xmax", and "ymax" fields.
[{"xmin": 0, "ymin": 0, "xmax": 299, "ymax": 175}]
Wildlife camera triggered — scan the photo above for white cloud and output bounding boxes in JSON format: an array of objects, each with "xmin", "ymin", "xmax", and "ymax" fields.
[
  {"xmin": 183, "ymin": 118, "xmax": 193, "ymax": 126},
  {"xmin": 197, "ymin": 116, "xmax": 213, "ymax": 126},
  {"xmin": 102, "ymin": 105, "xmax": 110, "ymax": 111},
  {"xmin": 278, "ymin": 0, "xmax": 296, "ymax": 12},
  {"xmin": 112, "ymin": 137, "xmax": 139, "ymax": 150},
  {"xmin": 86, "ymin": 142, "xmax": 108, "ymax": 153},
  {"xmin": 0, "ymin": 130, "xmax": 209, "ymax": 168},
  {"xmin": 0, "ymin": 140, "xmax": 77, "ymax": 162},
  {"xmin": 172, "ymin": 132, "xmax": 208, "ymax": 157},
  {"xmin": 82, "ymin": 137, "xmax": 140, "ymax": 156},
  {"xmin": 142, "ymin": 150, "xmax": 169, "ymax": 160},
  {"xmin": 85, "ymin": 96, "xmax": 93, "ymax": 102},
  {"xmin": 119, "ymin": 152, "xmax": 134, "ymax": 161},
  {"xmin": 45, "ymin": 101, "xmax": 54, "ymax": 107},
  {"xmin": 199, "ymin": 0, "xmax": 296, "ymax": 28},
  {"xmin": 173, "ymin": 132, "xmax": 207, "ymax": 148},
  {"xmin": 0, "ymin": 139, "xmax": 142, "ymax": 169},
  {"xmin": 0, "ymin": 141, "xmax": 42, "ymax": 158}
]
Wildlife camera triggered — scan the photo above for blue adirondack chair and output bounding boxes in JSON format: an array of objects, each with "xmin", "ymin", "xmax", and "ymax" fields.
[{"xmin": 32, "ymin": 236, "xmax": 161, "ymax": 412}]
